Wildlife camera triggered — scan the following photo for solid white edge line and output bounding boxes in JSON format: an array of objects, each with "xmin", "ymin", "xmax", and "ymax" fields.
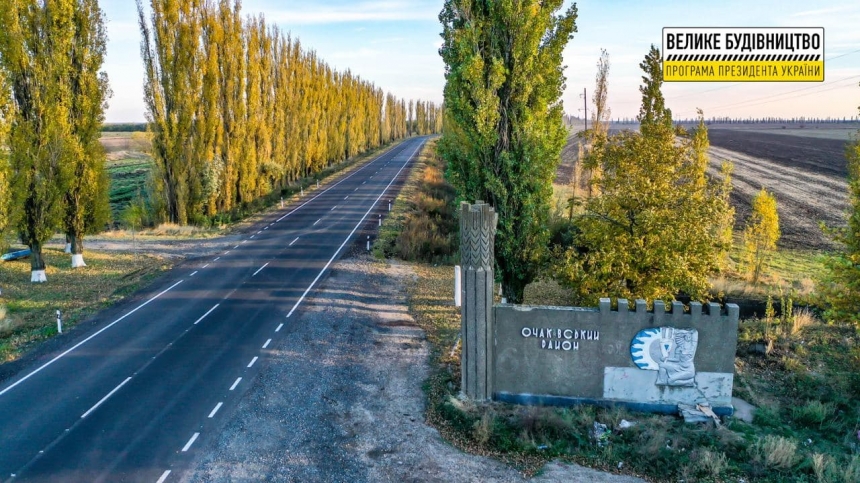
[
  {"xmin": 276, "ymin": 323, "xmax": 283, "ymax": 332},
  {"xmin": 286, "ymin": 140, "xmax": 423, "ymax": 319},
  {"xmin": 208, "ymin": 402, "xmax": 223, "ymax": 418},
  {"xmin": 190, "ymin": 271, "xmax": 198, "ymax": 277},
  {"xmin": 193, "ymin": 304, "xmax": 220, "ymax": 325},
  {"xmin": 262, "ymin": 338, "xmax": 272, "ymax": 349},
  {"xmin": 156, "ymin": 470, "xmax": 171, "ymax": 483},
  {"xmin": 182, "ymin": 432, "xmax": 200, "ymax": 452},
  {"xmin": 247, "ymin": 356, "xmax": 258, "ymax": 368},
  {"xmin": 252, "ymin": 262, "xmax": 269, "ymax": 277},
  {"xmin": 0, "ymin": 280, "xmax": 184, "ymax": 398},
  {"xmin": 229, "ymin": 377, "xmax": 242, "ymax": 390},
  {"xmin": 81, "ymin": 376, "xmax": 132, "ymax": 418}
]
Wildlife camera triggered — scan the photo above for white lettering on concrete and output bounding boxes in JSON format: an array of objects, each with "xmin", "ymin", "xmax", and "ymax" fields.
[{"xmin": 520, "ymin": 326, "xmax": 598, "ymax": 352}]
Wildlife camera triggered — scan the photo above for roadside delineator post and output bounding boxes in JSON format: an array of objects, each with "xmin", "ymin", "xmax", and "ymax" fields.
[
  {"xmin": 388, "ymin": 200, "xmax": 391, "ymax": 211},
  {"xmin": 459, "ymin": 201, "xmax": 497, "ymax": 401},
  {"xmin": 56, "ymin": 310, "xmax": 62, "ymax": 334},
  {"xmin": 454, "ymin": 265, "xmax": 462, "ymax": 307},
  {"xmin": 367, "ymin": 235, "xmax": 370, "ymax": 251},
  {"xmin": 280, "ymin": 197, "xmax": 284, "ymax": 209},
  {"xmin": 378, "ymin": 214, "xmax": 381, "ymax": 226}
]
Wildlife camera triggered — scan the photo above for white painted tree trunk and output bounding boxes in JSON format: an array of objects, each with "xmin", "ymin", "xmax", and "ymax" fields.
[
  {"xmin": 31, "ymin": 270, "xmax": 47, "ymax": 283},
  {"xmin": 64, "ymin": 243, "xmax": 72, "ymax": 254},
  {"xmin": 71, "ymin": 254, "xmax": 86, "ymax": 268}
]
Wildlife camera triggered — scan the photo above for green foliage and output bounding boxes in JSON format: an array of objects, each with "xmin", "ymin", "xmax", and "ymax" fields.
[
  {"xmin": 744, "ymin": 188, "xmax": 781, "ymax": 285},
  {"xmin": 438, "ymin": 0, "xmax": 579, "ymax": 302},
  {"xmin": 63, "ymin": 0, "xmax": 111, "ymax": 256},
  {"xmin": 552, "ymin": 50, "xmax": 734, "ymax": 305},
  {"xmin": 0, "ymin": 0, "xmax": 79, "ymax": 273},
  {"xmin": 819, "ymin": 119, "xmax": 860, "ymax": 325}
]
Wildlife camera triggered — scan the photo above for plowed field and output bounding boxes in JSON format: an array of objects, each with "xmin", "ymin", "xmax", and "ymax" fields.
[{"xmin": 707, "ymin": 129, "xmax": 850, "ymax": 250}]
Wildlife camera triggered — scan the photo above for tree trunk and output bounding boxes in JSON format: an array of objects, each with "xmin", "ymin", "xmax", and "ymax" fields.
[
  {"xmin": 30, "ymin": 242, "xmax": 47, "ymax": 282},
  {"xmin": 71, "ymin": 234, "xmax": 86, "ymax": 268},
  {"xmin": 64, "ymin": 233, "xmax": 71, "ymax": 253}
]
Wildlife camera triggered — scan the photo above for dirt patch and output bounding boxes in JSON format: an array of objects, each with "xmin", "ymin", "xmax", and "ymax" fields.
[{"xmin": 707, "ymin": 128, "xmax": 851, "ymax": 250}]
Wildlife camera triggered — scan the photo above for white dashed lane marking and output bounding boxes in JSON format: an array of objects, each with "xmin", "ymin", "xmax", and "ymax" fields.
[
  {"xmin": 208, "ymin": 402, "xmax": 223, "ymax": 418},
  {"xmin": 252, "ymin": 263, "xmax": 269, "ymax": 277},
  {"xmin": 181, "ymin": 432, "xmax": 199, "ymax": 452},
  {"xmin": 229, "ymin": 377, "xmax": 242, "ymax": 391},
  {"xmin": 193, "ymin": 304, "xmax": 219, "ymax": 325}
]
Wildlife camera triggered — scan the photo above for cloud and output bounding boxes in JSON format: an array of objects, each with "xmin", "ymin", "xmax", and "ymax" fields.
[{"xmin": 266, "ymin": 1, "xmax": 437, "ymax": 24}]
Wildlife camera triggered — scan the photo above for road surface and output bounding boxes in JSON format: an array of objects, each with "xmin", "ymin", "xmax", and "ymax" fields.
[{"xmin": 0, "ymin": 136, "xmax": 427, "ymax": 483}]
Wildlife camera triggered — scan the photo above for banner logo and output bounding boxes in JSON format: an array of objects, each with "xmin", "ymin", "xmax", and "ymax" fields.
[{"xmin": 662, "ymin": 27, "xmax": 824, "ymax": 82}]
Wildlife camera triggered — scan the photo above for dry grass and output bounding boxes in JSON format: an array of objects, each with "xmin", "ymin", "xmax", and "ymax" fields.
[
  {"xmin": 750, "ymin": 435, "xmax": 800, "ymax": 471},
  {"xmin": 0, "ymin": 248, "xmax": 171, "ymax": 362}
]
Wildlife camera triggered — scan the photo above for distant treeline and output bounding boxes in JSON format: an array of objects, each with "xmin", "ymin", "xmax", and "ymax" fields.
[{"xmin": 102, "ymin": 123, "xmax": 148, "ymax": 132}]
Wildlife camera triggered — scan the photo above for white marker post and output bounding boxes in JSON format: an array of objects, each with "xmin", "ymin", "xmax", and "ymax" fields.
[
  {"xmin": 388, "ymin": 200, "xmax": 391, "ymax": 211},
  {"xmin": 280, "ymin": 197, "xmax": 284, "ymax": 208},
  {"xmin": 367, "ymin": 235, "xmax": 370, "ymax": 251},
  {"xmin": 316, "ymin": 180, "xmax": 319, "ymax": 188},
  {"xmin": 56, "ymin": 310, "xmax": 62, "ymax": 334},
  {"xmin": 301, "ymin": 187, "xmax": 304, "ymax": 196},
  {"xmin": 378, "ymin": 214, "xmax": 381, "ymax": 226},
  {"xmin": 454, "ymin": 265, "xmax": 461, "ymax": 307}
]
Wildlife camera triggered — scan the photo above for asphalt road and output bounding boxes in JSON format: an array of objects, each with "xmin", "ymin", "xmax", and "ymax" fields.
[{"xmin": 0, "ymin": 136, "xmax": 428, "ymax": 483}]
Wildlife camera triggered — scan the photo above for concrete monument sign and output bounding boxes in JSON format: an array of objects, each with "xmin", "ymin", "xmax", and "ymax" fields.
[{"xmin": 458, "ymin": 201, "xmax": 740, "ymax": 415}]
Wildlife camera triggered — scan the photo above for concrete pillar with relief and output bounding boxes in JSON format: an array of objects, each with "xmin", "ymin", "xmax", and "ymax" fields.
[{"xmin": 459, "ymin": 201, "xmax": 497, "ymax": 401}]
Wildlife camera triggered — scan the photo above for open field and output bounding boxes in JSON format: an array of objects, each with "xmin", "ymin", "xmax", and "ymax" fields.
[
  {"xmin": 706, "ymin": 122, "xmax": 860, "ymax": 141},
  {"xmin": 707, "ymin": 127, "xmax": 851, "ymax": 250}
]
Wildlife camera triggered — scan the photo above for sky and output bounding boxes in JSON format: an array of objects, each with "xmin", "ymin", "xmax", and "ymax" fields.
[{"xmin": 101, "ymin": 0, "xmax": 860, "ymax": 123}]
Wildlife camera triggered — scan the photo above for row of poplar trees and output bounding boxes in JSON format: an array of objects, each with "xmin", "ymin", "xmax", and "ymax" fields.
[
  {"xmin": 137, "ymin": 0, "xmax": 443, "ymax": 225},
  {"xmin": 0, "ymin": 0, "xmax": 111, "ymax": 282}
]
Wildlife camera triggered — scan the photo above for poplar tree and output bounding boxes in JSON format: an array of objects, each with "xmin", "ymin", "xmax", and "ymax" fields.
[
  {"xmin": 0, "ymin": 69, "xmax": 11, "ymax": 249},
  {"xmin": 64, "ymin": 0, "xmax": 111, "ymax": 268},
  {"xmin": 137, "ymin": 0, "xmax": 205, "ymax": 224},
  {"xmin": 0, "ymin": 0, "xmax": 75, "ymax": 282},
  {"xmin": 439, "ymin": 0, "xmax": 578, "ymax": 303},
  {"xmin": 820, "ymin": 105, "xmax": 860, "ymax": 324}
]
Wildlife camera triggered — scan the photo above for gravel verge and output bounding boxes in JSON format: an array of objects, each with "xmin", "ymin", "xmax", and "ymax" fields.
[{"xmin": 184, "ymin": 252, "xmax": 645, "ymax": 483}]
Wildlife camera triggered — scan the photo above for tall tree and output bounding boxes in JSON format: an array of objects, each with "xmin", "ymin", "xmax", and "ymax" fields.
[
  {"xmin": 64, "ymin": 0, "xmax": 111, "ymax": 268},
  {"xmin": 590, "ymin": 48, "xmax": 610, "ymax": 142},
  {"xmin": 0, "ymin": 67, "xmax": 11, "ymax": 250},
  {"xmin": 820, "ymin": 102, "xmax": 860, "ymax": 324},
  {"xmin": 439, "ymin": 0, "xmax": 578, "ymax": 303},
  {"xmin": 1, "ymin": 0, "xmax": 77, "ymax": 282},
  {"xmin": 553, "ymin": 46, "xmax": 733, "ymax": 304},
  {"xmin": 138, "ymin": 0, "xmax": 205, "ymax": 224}
]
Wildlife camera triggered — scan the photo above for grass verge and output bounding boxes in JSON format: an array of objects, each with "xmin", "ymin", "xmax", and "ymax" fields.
[{"xmin": 0, "ymin": 249, "xmax": 170, "ymax": 362}]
